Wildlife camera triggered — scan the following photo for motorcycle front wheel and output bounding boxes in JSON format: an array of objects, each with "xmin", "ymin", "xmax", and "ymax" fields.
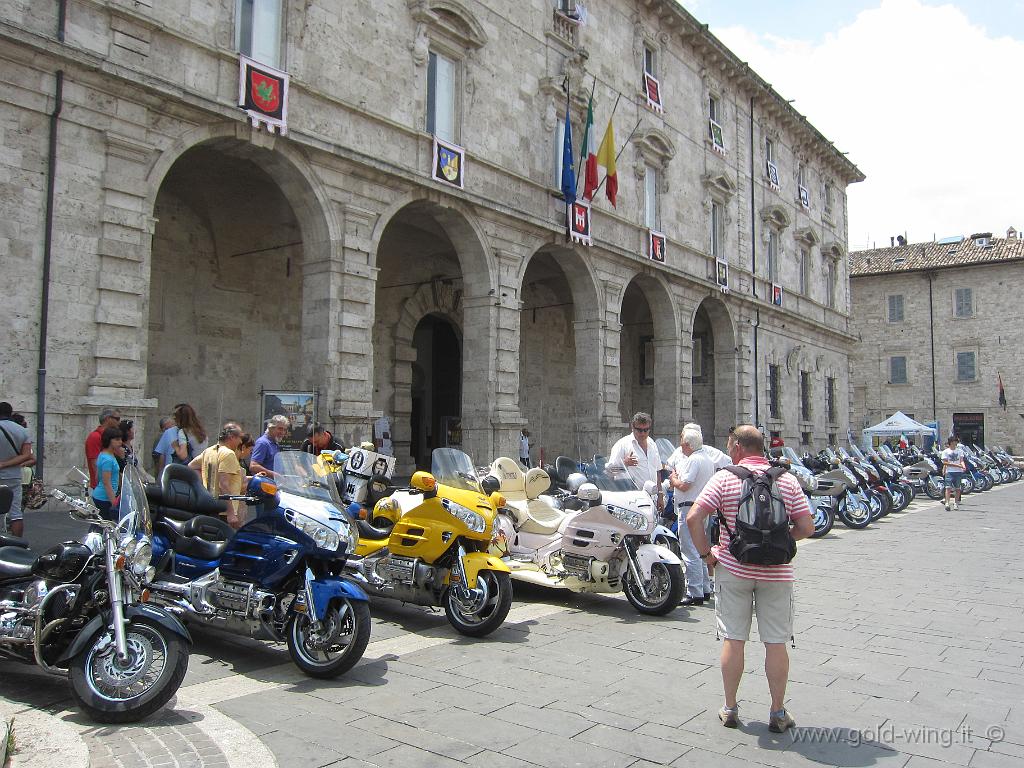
[
  {"xmin": 810, "ymin": 500, "xmax": 834, "ymax": 538},
  {"xmin": 69, "ymin": 618, "xmax": 189, "ymax": 723},
  {"xmin": 623, "ymin": 561, "xmax": 685, "ymax": 616},
  {"xmin": 837, "ymin": 496, "xmax": 872, "ymax": 529},
  {"xmin": 443, "ymin": 570, "xmax": 513, "ymax": 637},
  {"xmin": 287, "ymin": 598, "xmax": 371, "ymax": 679},
  {"xmin": 924, "ymin": 476, "xmax": 945, "ymax": 500}
]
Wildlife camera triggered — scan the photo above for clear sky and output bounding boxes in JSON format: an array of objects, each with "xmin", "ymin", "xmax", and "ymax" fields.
[{"xmin": 682, "ymin": 0, "xmax": 1024, "ymax": 250}]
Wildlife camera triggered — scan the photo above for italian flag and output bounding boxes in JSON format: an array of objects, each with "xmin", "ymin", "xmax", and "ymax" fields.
[
  {"xmin": 581, "ymin": 96, "xmax": 598, "ymax": 200},
  {"xmin": 596, "ymin": 117, "xmax": 617, "ymax": 207}
]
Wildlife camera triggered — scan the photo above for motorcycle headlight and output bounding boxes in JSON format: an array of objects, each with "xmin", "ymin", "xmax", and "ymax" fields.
[
  {"xmin": 441, "ymin": 498, "xmax": 486, "ymax": 533},
  {"xmin": 130, "ymin": 539, "xmax": 152, "ymax": 577},
  {"xmin": 285, "ymin": 510, "xmax": 342, "ymax": 551},
  {"xmin": 606, "ymin": 504, "xmax": 647, "ymax": 530}
]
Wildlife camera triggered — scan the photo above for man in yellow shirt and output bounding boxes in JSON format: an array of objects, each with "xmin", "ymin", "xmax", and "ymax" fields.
[{"xmin": 190, "ymin": 422, "xmax": 245, "ymax": 528}]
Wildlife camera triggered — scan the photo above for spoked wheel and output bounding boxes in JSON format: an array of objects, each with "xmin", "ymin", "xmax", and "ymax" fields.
[
  {"xmin": 443, "ymin": 570, "xmax": 513, "ymax": 637},
  {"xmin": 69, "ymin": 618, "xmax": 189, "ymax": 723},
  {"xmin": 623, "ymin": 561, "xmax": 685, "ymax": 615},
  {"xmin": 837, "ymin": 495, "xmax": 871, "ymax": 529},
  {"xmin": 287, "ymin": 598, "xmax": 371, "ymax": 678},
  {"xmin": 810, "ymin": 499, "xmax": 834, "ymax": 538}
]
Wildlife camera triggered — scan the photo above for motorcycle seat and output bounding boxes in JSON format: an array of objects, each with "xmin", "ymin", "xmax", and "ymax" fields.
[
  {"xmin": 159, "ymin": 464, "xmax": 228, "ymax": 517},
  {"xmin": 0, "ymin": 545, "xmax": 36, "ymax": 581},
  {"xmin": 174, "ymin": 515, "xmax": 234, "ymax": 561},
  {"xmin": 518, "ymin": 498, "xmax": 566, "ymax": 536},
  {"xmin": 0, "ymin": 533, "xmax": 29, "ymax": 549}
]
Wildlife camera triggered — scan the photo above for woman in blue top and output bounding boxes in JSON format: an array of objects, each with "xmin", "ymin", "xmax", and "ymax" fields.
[{"xmin": 92, "ymin": 427, "xmax": 124, "ymax": 521}]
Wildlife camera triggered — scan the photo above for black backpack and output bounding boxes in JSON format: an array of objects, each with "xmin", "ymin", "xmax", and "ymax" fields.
[{"xmin": 717, "ymin": 465, "xmax": 796, "ymax": 566}]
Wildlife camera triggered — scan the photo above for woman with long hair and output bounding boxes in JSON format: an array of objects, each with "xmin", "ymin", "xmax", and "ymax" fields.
[{"xmin": 171, "ymin": 403, "xmax": 208, "ymax": 465}]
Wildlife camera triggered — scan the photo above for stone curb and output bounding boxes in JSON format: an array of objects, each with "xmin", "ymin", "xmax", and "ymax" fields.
[
  {"xmin": 2, "ymin": 716, "xmax": 10, "ymax": 768},
  {"xmin": 0, "ymin": 707, "xmax": 88, "ymax": 768}
]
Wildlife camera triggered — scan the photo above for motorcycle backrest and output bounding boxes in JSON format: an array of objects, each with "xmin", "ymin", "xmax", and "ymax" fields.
[
  {"xmin": 490, "ymin": 457, "xmax": 527, "ymax": 500},
  {"xmin": 555, "ymin": 456, "xmax": 579, "ymax": 482},
  {"xmin": 160, "ymin": 463, "xmax": 227, "ymax": 516},
  {"xmin": 524, "ymin": 467, "xmax": 552, "ymax": 500}
]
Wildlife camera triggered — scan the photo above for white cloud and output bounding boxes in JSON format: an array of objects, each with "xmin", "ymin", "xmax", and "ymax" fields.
[{"xmin": 712, "ymin": 0, "xmax": 1024, "ymax": 249}]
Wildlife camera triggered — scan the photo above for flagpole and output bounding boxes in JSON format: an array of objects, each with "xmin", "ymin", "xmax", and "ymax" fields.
[
  {"xmin": 574, "ymin": 75, "xmax": 598, "ymax": 189},
  {"xmin": 594, "ymin": 116, "xmax": 641, "ymax": 197}
]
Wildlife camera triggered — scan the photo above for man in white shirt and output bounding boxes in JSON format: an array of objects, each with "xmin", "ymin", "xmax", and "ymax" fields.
[
  {"xmin": 607, "ymin": 412, "xmax": 664, "ymax": 510},
  {"xmin": 684, "ymin": 422, "xmax": 732, "ymax": 470},
  {"xmin": 668, "ymin": 428, "xmax": 717, "ymax": 605}
]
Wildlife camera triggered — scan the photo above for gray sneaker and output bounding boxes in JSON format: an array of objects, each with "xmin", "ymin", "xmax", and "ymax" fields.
[
  {"xmin": 719, "ymin": 705, "xmax": 739, "ymax": 728},
  {"xmin": 769, "ymin": 709, "xmax": 796, "ymax": 733}
]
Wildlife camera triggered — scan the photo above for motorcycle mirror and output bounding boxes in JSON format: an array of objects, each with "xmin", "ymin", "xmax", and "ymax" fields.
[
  {"xmin": 642, "ymin": 480, "xmax": 657, "ymax": 495},
  {"xmin": 577, "ymin": 483, "xmax": 601, "ymax": 504},
  {"xmin": 66, "ymin": 466, "xmax": 89, "ymax": 484},
  {"xmin": 411, "ymin": 471, "xmax": 437, "ymax": 495},
  {"xmin": 480, "ymin": 475, "xmax": 500, "ymax": 495}
]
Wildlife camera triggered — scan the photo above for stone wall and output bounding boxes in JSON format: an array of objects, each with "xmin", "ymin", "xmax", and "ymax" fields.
[{"xmin": 851, "ymin": 262, "xmax": 1024, "ymax": 452}]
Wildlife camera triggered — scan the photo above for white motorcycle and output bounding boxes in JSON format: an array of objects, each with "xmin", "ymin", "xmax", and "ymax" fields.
[{"xmin": 485, "ymin": 458, "xmax": 684, "ymax": 615}]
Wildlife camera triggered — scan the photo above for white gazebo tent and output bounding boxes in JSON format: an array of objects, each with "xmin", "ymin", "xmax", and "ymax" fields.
[{"xmin": 861, "ymin": 411, "xmax": 936, "ymax": 447}]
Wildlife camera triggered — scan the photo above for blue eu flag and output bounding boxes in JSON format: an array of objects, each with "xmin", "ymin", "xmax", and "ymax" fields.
[{"xmin": 560, "ymin": 88, "xmax": 576, "ymax": 206}]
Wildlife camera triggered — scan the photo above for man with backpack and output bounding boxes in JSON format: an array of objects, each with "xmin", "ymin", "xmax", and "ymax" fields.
[{"xmin": 685, "ymin": 425, "xmax": 814, "ymax": 734}]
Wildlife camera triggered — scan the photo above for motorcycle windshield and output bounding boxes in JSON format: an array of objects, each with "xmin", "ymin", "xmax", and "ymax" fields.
[
  {"xmin": 431, "ymin": 448, "xmax": 483, "ymax": 493},
  {"xmin": 655, "ymin": 438, "xmax": 676, "ymax": 467},
  {"xmin": 275, "ymin": 451, "xmax": 343, "ymax": 506},
  {"xmin": 116, "ymin": 464, "xmax": 153, "ymax": 536},
  {"xmin": 781, "ymin": 447, "xmax": 804, "ymax": 465}
]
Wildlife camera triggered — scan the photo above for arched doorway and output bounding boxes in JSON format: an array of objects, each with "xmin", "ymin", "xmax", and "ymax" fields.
[
  {"xmin": 617, "ymin": 275, "xmax": 678, "ymax": 438},
  {"xmin": 410, "ymin": 314, "xmax": 462, "ymax": 470},
  {"xmin": 690, "ymin": 297, "xmax": 738, "ymax": 448},
  {"xmin": 147, "ymin": 140, "xmax": 325, "ymax": 441},
  {"xmin": 371, "ymin": 198, "xmax": 491, "ymax": 475},
  {"xmin": 518, "ymin": 246, "xmax": 601, "ymax": 462}
]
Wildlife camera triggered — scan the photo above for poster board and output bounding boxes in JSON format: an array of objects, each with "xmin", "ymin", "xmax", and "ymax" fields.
[{"xmin": 260, "ymin": 390, "xmax": 315, "ymax": 450}]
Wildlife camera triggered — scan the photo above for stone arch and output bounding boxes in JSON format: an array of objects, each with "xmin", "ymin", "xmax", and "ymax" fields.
[
  {"xmin": 689, "ymin": 295, "xmax": 738, "ymax": 447},
  {"xmin": 142, "ymin": 122, "xmax": 340, "ymax": 445},
  {"xmin": 617, "ymin": 270, "xmax": 679, "ymax": 431},
  {"xmin": 368, "ymin": 191, "xmax": 495, "ymax": 297},
  {"xmin": 145, "ymin": 122, "xmax": 338, "ymax": 259}
]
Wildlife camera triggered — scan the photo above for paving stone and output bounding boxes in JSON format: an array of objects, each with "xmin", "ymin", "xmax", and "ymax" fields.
[
  {"xmin": 346, "ymin": 714, "xmax": 483, "ymax": 760},
  {"xmin": 489, "ymin": 702, "xmax": 595, "ymax": 738},
  {"xmin": 501, "ymin": 730, "xmax": 636, "ymax": 768},
  {"xmin": 573, "ymin": 723, "xmax": 689, "ymax": 764}
]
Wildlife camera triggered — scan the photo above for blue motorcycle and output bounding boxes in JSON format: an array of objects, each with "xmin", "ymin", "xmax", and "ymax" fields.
[{"xmin": 143, "ymin": 451, "xmax": 370, "ymax": 678}]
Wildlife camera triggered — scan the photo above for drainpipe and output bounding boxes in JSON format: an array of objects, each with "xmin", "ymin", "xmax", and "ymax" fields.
[
  {"xmin": 57, "ymin": 0, "xmax": 67, "ymax": 42},
  {"xmin": 37, "ymin": 70, "xmax": 63, "ymax": 479},
  {"xmin": 749, "ymin": 95, "xmax": 760, "ymax": 426},
  {"xmin": 927, "ymin": 270, "xmax": 937, "ymax": 422}
]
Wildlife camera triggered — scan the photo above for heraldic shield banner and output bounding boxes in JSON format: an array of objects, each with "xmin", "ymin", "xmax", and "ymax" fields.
[
  {"xmin": 239, "ymin": 55, "xmax": 289, "ymax": 134},
  {"xmin": 432, "ymin": 137, "xmax": 465, "ymax": 189}
]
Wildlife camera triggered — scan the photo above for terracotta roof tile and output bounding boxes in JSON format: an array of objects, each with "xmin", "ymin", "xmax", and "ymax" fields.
[{"xmin": 850, "ymin": 236, "xmax": 1024, "ymax": 276}]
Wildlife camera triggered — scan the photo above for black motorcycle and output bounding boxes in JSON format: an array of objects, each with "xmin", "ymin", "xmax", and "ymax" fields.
[{"xmin": 0, "ymin": 466, "xmax": 190, "ymax": 722}]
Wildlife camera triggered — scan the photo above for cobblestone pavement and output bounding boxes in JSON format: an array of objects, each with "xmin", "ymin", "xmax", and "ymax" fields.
[{"xmin": 3, "ymin": 481, "xmax": 1023, "ymax": 768}]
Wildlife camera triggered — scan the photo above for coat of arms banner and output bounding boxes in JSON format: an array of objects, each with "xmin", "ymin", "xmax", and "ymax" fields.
[
  {"xmin": 239, "ymin": 55, "xmax": 289, "ymax": 135},
  {"xmin": 431, "ymin": 137, "xmax": 465, "ymax": 189}
]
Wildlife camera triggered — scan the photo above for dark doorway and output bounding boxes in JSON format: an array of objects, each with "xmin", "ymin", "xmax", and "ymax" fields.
[
  {"xmin": 410, "ymin": 315, "xmax": 462, "ymax": 469},
  {"xmin": 953, "ymin": 413, "xmax": 985, "ymax": 447}
]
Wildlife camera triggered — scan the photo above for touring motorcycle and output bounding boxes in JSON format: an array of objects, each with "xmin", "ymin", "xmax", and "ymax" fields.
[
  {"xmin": 486, "ymin": 457, "xmax": 685, "ymax": 615},
  {"xmin": 143, "ymin": 452, "xmax": 370, "ymax": 678},
  {"xmin": 341, "ymin": 448, "xmax": 513, "ymax": 637},
  {"xmin": 0, "ymin": 466, "xmax": 190, "ymax": 722}
]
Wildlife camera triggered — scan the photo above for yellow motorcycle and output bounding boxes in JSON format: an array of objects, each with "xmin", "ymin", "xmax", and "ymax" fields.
[{"xmin": 338, "ymin": 448, "xmax": 513, "ymax": 637}]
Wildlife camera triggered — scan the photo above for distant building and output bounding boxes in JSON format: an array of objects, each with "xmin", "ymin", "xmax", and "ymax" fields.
[{"xmin": 850, "ymin": 230, "xmax": 1024, "ymax": 451}]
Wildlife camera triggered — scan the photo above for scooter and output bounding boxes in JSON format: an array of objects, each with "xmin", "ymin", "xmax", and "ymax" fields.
[
  {"xmin": 343, "ymin": 448, "xmax": 514, "ymax": 637},
  {"xmin": 773, "ymin": 447, "xmax": 833, "ymax": 538},
  {"xmin": 0, "ymin": 466, "xmax": 191, "ymax": 722},
  {"xmin": 144, "ymin": 452, "xmax": 370, "ymax": 679},
  {"xmin": 486, "ymin": 457, "xmax": 685, "ymax": 615}
]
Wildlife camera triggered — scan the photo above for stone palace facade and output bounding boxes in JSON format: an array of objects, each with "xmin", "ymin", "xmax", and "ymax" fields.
[{"xmin": 0, "ymin": 0, "xmax": 862, "ymax": 477}]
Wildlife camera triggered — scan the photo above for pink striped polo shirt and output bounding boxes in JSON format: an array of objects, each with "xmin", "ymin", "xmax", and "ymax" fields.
[{"xmin": 693, "ymin": 455, "xmax": 811, "ymax": 581}]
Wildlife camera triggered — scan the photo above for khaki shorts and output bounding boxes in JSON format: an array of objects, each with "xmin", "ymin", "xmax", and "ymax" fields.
[{"xmin": 714, "ymin": 566, "xmax": 794, "ymax": 644}]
